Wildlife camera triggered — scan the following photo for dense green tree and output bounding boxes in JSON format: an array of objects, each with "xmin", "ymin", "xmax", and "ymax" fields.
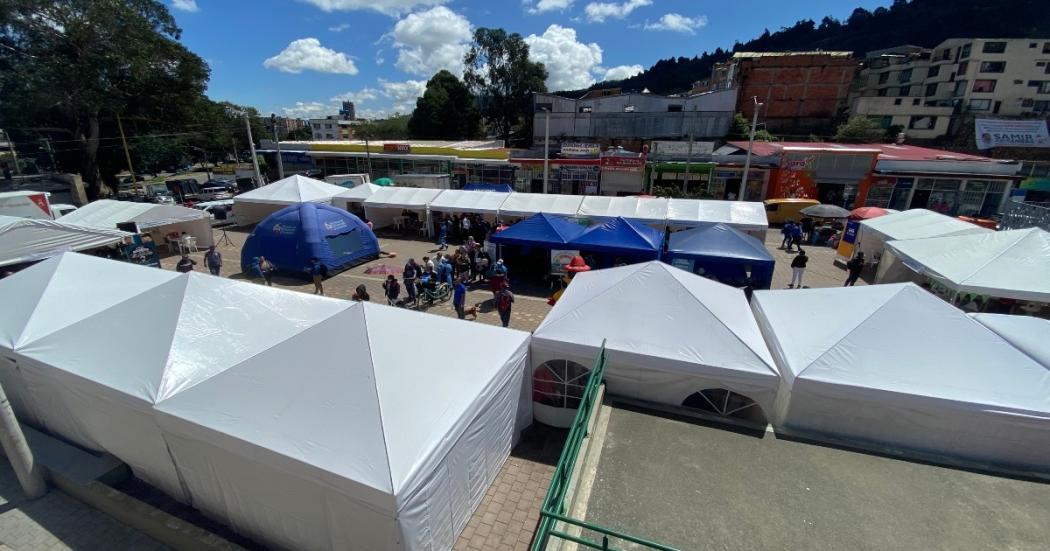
[
  {"xmin": 730, "ymin": 113, "xmax": 777, "ymax": 142},
  {"xmin": 834, "ymin": 117, "xmax": 886, "ymax": 142},
  {"xmin": 408, "ymin": 70, "xmax": 482, "ymax": 140},
  {"xmin": 463, "ymin": 28, "xmax": 547, "ymax": 144},
  {"xmin": 287, "ymin": 126, "xmax": 313, "ymax": 141},
  {"xmin": 355, "ymin": 116, "xmax": 410, "ymax": 140}
]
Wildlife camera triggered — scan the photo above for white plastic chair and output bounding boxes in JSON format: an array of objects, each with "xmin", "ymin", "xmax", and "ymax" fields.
[{"xmin": 181, "ymin": 236, "xmax": 199, "ymax": 254}]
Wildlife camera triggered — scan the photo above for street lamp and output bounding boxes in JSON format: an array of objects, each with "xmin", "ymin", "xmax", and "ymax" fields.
[
  {"xmin": 270, "ymin": 113, "xmax": 285, "ymax": 180},
  {"xmin": 225, "ymin": 107, "xmax": 263, "ymax": 188},
  {"xmin": 536, "ymin": 103, "xmax": 553, "ymax": 195},
  {"xmin": 739, "ymin": 96, "xmax": 763, "ymax": 202}
]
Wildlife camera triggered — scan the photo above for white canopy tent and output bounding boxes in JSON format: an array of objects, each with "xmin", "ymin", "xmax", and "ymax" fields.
[
  {"xmin": 666, "ymin": 199, "xmax": 769, "ymax": 241},
  {"xmin": 577, "ymin": 196, "xmax": 669, "ymax": 225},
  {"xmin": 971, "ymin": 314, "xmax": 1050, "ymax": 370},
  {"xmin": 0, "ymin": 215, "xmax": 132, "ymax": 267},
  {"xmin": 332, "ymin": 183, "xmax": 383, "ymax": 214},
  {"xmin": 232, "ymin": 174, "xmax": 348, "ymax": 225},
  {"xmin": 363, "ymin": 187, "xmax": 445, "ymax": 234},
  {"xmin": 853, "ymin": 208, "xmax": 990, "ymax": 262},
  {"xmin": 879, "ymin": 228, "xmax": 1050, "ymax": 303},
  {"xmin": 532, "ymin": 261, "xmax": 779, "ymax": 426},
  {"xmin": 427, "ymin": 190, "xmax": 510, "ymax": 223},
  {"xmin": 60, "ymin": 199, "xmax": 214, "ymax": 247},
  {"xmin": 498, "ymin": 193, "xmax": 585, "ymax": 220},
  {"xmin": 751, "ymin": 283, "xmax": 1050, "ymax": 474}
]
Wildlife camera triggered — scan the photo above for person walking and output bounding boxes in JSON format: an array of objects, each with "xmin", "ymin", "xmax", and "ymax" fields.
[
  {"xmin": 789, "ymin": 222, "xmax": 803, "ymax": 252},
  {"xmin": 844, "ymin": 252, "xmax": 865, "ymax": 287},
  {"xmin": 258, "ymin": 256, "xmax": 274, "ymax": 286},
  {"xmin": 203, "ymin": 246, "xmax": 222, "ymax": 276},
  {"xmin": 789, "ymin": 249, "xmax": 808, "ymax": 289},
  {"xmin": 352, "ymin": 284, "xmax": 370, "ymax": 301},
  {"xmin": 383, "ymin": 275, "xmax": 401, "ymax": 306},
  {"xmin": 308, "ymin": 257, "xmax": 326, "ymax": 295},
  {"xmin": 495, "ymin": 281, "xmax": 514, "ymax": 328},
  {"xmin": 436, "ymin": 217, "xmax": 448, "ymax": 251},
  {"xmin": 465, "ymin": 237, "xmax": 478, "ymax": 281},
  {"xmin": 453, "ymin": 277, "xmax": 468, "ymax": 319},
  {"xmin": 403, "ymin": 258, "xmax": 419, "ymax": 305},
  {"xmin": 176, "ymin": 254, "xmax": 196, "ymax": 273},
  {"xmin": 780, "ymin": 221, "xmax": 794, "ymax": 249}
]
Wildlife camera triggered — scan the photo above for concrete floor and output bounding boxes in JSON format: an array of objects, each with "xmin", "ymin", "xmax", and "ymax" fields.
[{"xmin": 582, "ymin": 405, "xmax": 1050, "ymax": 551}]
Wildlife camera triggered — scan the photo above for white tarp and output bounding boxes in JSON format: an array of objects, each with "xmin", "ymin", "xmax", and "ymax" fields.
[
  {"xmin": 498, "ymin": 193, "xmax": 585, "ymax": 218},
  {"xmin": 363, "ymin": 187, "xmax": 445, "ymax": 210},
  {"xmin": 60, "ymin": 200, "xmax": 214, "ymax": 247},
  {"xmin": 880, "ymin": 228, "xmax": 1050, "ymax": 302},
  {"xmin": 854, "ymin": 208, "xmax": 990, "ymax": 262},
  {"xmin": 751, "ymin": 283, "xmax": 1050, "ymax": 473},
  {"xmin": 332, "ymin": 183, "xmax": 383, "ymax": 210},
  {"xmin": 427, "ymin": 190, "xmax": 510, "ymax": 215},
  {"xmin": 577, "ymin": 196, "xmax": 669, "ymax": 225},
  {"xmin": 532, "ymin": 261, "xmax": 779, "ymax": 419},
  {"xmin": 0, "ymin": 215, "xmax": 131, "ymax": 267},
  {"xmin": 233, "ymin": 175, "xmax": 348, "ymax": 225},
  {"xmin": 971, "ymin": 314, "xmax": 1050, "ymax": 370},
  {"xmin": 666, "ymin": 199, "xmax": 769, "ymax": 240}
]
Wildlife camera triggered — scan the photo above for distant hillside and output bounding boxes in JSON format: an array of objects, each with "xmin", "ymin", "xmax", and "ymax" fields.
[{"xmin": 557, "ymin": 0, "xmax": 1050, "ymax": 97}]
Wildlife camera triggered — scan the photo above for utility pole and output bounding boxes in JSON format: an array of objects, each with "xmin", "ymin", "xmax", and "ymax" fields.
[
  {"xmin": 270, "ymin": 114, "xmax": 285, "ymax": 180},
  {"xmin": 116, "ymin": 114, "xmax": 141, "ymax": 195},
  {"xmin": 2, "ymin": 129, "xmax": 23, "ymax": 177},
  {"xmin": 364, "ymin": 135, "xmax": 373, "ymax": 178},
  {"xmin": 0, "ymin": 377, "xmax": 46, "ymax": 499},
  {"xmin": 739, "ymin": 96, "xmax": 762, "ymax": 202},
  {"xmin": 41, "ymin": 138, "xmax": 56, "ymax": 174},
  {"xmin": 682, "ymin": 134, "xmax": 694, "ymax": 194},
  {"xmin": 244, "ymin": 115, "xmax": 263, "ymax": 187},
  {"xmin": 542, "ymin": 107, "xmax": 551, "ymax": 195}
]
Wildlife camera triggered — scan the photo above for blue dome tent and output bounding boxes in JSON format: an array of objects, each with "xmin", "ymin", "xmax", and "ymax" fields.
[
  {"xmin": 490, "ymin": 213, "xmax": 586, "ymax": 248},
  {"xmin": 665, "ymin": 223, "xmax": 775, "ymax": 288},
  {"xmin": 462, "ymin": 183, "xmax": 513, "ymax": 192},
  {"xmin": 241, "ymin": 203, "xmax": 380, "ymax": 276},
  {"xmin": 569, "ymin": 217, "xmax": 663, "ymax": 267}
]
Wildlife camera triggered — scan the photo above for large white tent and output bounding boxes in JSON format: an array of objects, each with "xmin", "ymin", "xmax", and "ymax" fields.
[
  {"xmin": 0, "ymin": 253, "xmax": 531, "ymax": 550},
  {"xmin": 232, "ymin": 175, "xmax": 348, "ymax": 225},
  {"xmin": 60, "ymin": 199, "xmax": 214, "ymax": 247},
  {"xmin": 331, "ymin": 183, "xmax": 383, "ymax": 212},
  {"xmin": 498, "ymin": 193, "xmax": 585, "ymax": 219},
  {"xmin": 853, "ymin": 208, "xmax": 990, "ymax": 262},
  {"xmin": 427, "ymin": 190, "xmax": 509, "ymax": 222},
  {"xmin": 879, "ymin": 228, "xmax": 1050, "ymax": 302},
  {"xmin": 363, "ymin": 187, "xmax": 445, "ymax": 234},
  {"xmin": 577, "ymin": 196, "xmax": 669, "ymax": 225},
  {"xmin": 751, "ymin": 283, "xmax": 1050, "ymax": 474},
  {"xmin": 666, "ymin": 199, "xmax": 769, "ymax": 241},
  {"xmin": 971, "ymin": 314, "xmax": 1050, "ymax": 370},
  {"xmin": 0, "ymin": 215, "xmax": 131, "ymax": 267},
  {"xmin": 532, "ymin": 261, "xmax": 779, "ymax": 425}
]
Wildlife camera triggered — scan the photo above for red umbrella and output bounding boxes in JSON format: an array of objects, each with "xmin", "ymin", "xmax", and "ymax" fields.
[
  {"xmin": 849, "ymin": 206, "xmax": 891, "ymax": 220},
  {"xmin": 364, "ymin": 263, "xmax": 402, "ymax": 275}
]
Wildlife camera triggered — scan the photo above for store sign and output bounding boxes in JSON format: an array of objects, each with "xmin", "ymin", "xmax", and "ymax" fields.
[
  {"xmin": 383, "ymin": 143, "xmax": 412, "ymax": 153},
  {"xmin": 651, "ymin": 141, "xmax": 715, "ymax": 156},
  {"xmin": 600, "ymin": 155, "xmax": 646, "ymax": 172},
  {"xmin": 550, "ymin": 249, "xmax": 579, "ymax": 275},
  {"xmin": 975, "ymin": 119, "xmax": 1050, "ymax": 150},
  {"xmin": 835, "ymin": 220, "xmax": 861, "ymax": 263},
  {"xmin": 784, "ymin": 156, "xmax": 815, "ymax": 171},
  {"xmin": 560, "ymin": 143, "xmax": 600, "ymax": 157}
]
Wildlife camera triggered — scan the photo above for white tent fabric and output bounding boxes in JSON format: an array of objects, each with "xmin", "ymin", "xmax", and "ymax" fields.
[
  {"xmin": 577, "ymin": 196, "xmax": 669, "ymax": 225},
  {"xmin": 0, "ymin": 215, "xmax": 131, "ymax": 267},
  {"xmin": 751, "ymin": 283, "xmax": 1050, "ymax": 473},
  {"xmin": 880, "ymin": 228, "xmax": 1050, "ymax": 302},
  {"xmin": 427, "ymin": 190, "xmax": 510, "ymax": 215},
  {"xmin": 498, "ymin": 193, "xmax": 585, "ymax": 218},
  {"xmin": 666, "ymin": 199, "xmax": 769, "ymax": 240},
  {"xmin": 363, "ymin": 188, "xmax": 445, "ymax": 233},
  {"xmin": 60, "ymin": 200, "xmax": 214, "ymax": 247},
  {"xmin": 971, "ymin": 314, "xmax": 1050, "ymax": 370},
  {"xmin": 854, "ymin": 208, "xmax": 990, "ymax": 261},
  {"xmin": 232, "ymin": 175, "xmax": 348, "ymax": 225},
  {"xmin": 532, "ymin": 261, "xmax": 779, "ymax": 418},
  {"xmin": 332, "ymin": 183, "xmax": 383, "ymax": 210}
]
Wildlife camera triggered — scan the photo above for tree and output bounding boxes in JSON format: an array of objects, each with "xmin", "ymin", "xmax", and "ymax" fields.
[
  {"xmin": 463, "ymin": 28, "xmax": 548, "ymax": 144},
  {"xmin": 0, "ymin": 0, "xmax": 210, "ymax": 196},
  {"xmin": 730, "ymin": 113, "xmax": 776, "ymax": 142},
  {"xmin": 408, "ymin": 70, "xmax": 482, "ymax": 140},
  {"xmin": 287, "ymin": 127, "xmax": 313, "ymax": 141},
  {"xmin": 355, "ymin": 116, "xmax": 410, "ymax": 140},
  {"xmin": 834, "ymin": 117, "xmax": 887, "ymax": 142}
]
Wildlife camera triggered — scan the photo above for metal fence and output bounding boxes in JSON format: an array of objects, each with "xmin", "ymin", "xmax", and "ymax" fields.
[
  {"xmin": 531, "ymin": 341, "xmax": 680, "ymax": 551},
  {"xmin": 999, "ymin": 201, "xmax": 1050, "ymax": 232}
]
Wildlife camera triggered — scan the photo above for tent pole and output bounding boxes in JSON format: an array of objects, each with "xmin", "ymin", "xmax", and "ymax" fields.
[{"xmin": 0, "ymin": 378, "xmax": 47, "ymax": 499}]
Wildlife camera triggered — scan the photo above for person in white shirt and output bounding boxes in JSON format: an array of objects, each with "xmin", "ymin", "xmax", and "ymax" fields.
[{"xmin": 461, "ymin": 215, "xmax": 471, "ymax": 234}]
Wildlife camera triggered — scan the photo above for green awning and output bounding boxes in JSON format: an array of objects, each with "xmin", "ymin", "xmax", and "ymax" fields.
[{"xmin": 647, "ymin": 162, "xmax": 715, "ymax": 173}]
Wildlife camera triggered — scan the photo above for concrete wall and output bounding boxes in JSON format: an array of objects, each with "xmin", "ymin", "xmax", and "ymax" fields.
[
  {"xmin": 736, "ymin": 54, "xmax": 858, "ymax": 132},
  {"xmin": 851, "ymin": 96, "xmax": 954, "ymax": 139},
  {"xmin": 535, "ymin": 91, "xmax": 736, "ymax": 140}
]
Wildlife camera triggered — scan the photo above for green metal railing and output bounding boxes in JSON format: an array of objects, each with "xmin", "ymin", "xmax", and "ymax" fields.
[{"xmin": 531, "ymin": 341, "xmax": 679, "ymax": 551}]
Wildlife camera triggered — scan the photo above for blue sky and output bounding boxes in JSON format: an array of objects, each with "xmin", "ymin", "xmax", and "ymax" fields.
[{"xmin": 168, "ymin": 0, "xmax": 889, "ymax": 119}]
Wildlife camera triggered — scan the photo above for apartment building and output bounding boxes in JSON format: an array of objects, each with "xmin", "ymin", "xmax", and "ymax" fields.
[
  {"xmin": 851, "ymin": 38, "xmax": 1050, "ymax": 139},
  {"xmin": 309, "ymin": 116, "xmax": 355, "ymax": 141}
]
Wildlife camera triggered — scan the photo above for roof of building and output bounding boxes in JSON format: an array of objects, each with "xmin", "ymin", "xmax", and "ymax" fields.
[
  {"xmin": 732, "ymin": 51, "xmax": 853, "ymax": 59},
  {"xmin": 725, "ymin": 141, "xmax": 998, "ymax": 162}
]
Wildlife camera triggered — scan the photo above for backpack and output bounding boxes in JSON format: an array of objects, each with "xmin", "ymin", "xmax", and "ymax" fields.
[{"xmin": 497, "ymin": 291, "xmax": 512, "ymax": 312}]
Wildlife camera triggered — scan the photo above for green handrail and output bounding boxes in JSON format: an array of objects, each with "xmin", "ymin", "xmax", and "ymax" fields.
[{"xmin": 531, "ymin": 341, "xmax": 680, "ymax": 551}]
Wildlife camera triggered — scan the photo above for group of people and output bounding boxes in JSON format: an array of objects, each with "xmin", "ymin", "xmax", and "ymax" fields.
[{"xmin": 435, "ymin": 213, "xmax": 494, "ymax": 251}]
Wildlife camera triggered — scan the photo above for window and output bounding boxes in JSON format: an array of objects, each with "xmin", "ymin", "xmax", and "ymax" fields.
[
  {"xmin": 926, "ymin": 65, "xmax": 940, "ymax": 78},
  {"xmin": 957, "ymin": 61, "xmax": 969, "ymax": 74},
  {"xmin": 894, "ymin": 98, "xmax": 903, "ymax": 105},
  {"xmin": 1042, "ymin": 82, "xmax": 1050, "ymax": 94},
  {"xmin": 533, "ymin": 360, "xmax": 590, "ymax": 409},
  {"xmin": 578, "ymin": 106, "xmax": 592, "ymax": 113},
  {"xmin": 898, "ymin": 68, "xmax": 913, "ymax": 83},
  {"xmin": 1045, "ymin": 43, "xmax": 1050, "ymax": 54},
  {"xmin": 1022, "ymin": 98, "xmax": 1035, "ymax": 107},
  {"xmin": 877, "ymin": 88, "xmax": 888, "ymax": 97},
  {"xmin": 973, "ymin": 79, "xmax": 997, "ymax": 93},
  {"xmin": 878, "ymin": 72, "xmax": 889, "ymax": 84},
  {"xmin": 913, "ymin": 98, "xmax": 921, "ymax": 105},
  {"xmin": 954, "ymin": 80, "xmax": 968, "ymax": 96},
  {"xmin": 324, "ymin": 123, "xmax": 332, "ymax": 129},
  {"xmin": 938, "ymin": 48, "xmax": 951, "ymax": 61},
  {"xmin": 1035, "ymin": 101, "xmax": 1050, "ymax": 112},
  {"xmin": 326, "ymin": 133, "xmax": 335, "ymax": 139},
  {"xmin": 312, "ymin": 123, "xmax": 321, "ymax": 129},
  {"xmin": 980, "ymin": 61, "xmax": 1006, "ymax": 73},
  {"xmin": 1039, "ymin": 62, "xmax": 1047, "ymax": 67},
  {"xmin": 925, "ymin": 83, "xmax": 938, "ymax": 96},
  {"xmin": 667, "ymin": 104, "xmax": 683, "ymax": 112},
  {"xmin": 961, "ymin": 43, "xmax": 972, "ymax": 58},
  {"xmin": 909, "ymin": 115, "xmax": 938, "ymax": 130},
  {"xmin": 969, "ymin": 99, "xmax": 992, "ymax": 110},
  {"xmin": 982, "ymin": 41, "xmax": 1007, "ymax": 54},
  {"xmin": 899, "ymin": 85, "xmax": 911, "ymax": 96},
  {"xmin": 1046, "ymin": 64, "xmax": 1050, "ymax": 75},
  {"xmin": 1032, "ymin": 43, "xmax": 1039, "ymax": 48}
]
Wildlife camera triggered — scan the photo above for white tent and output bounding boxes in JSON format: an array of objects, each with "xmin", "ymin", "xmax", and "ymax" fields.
[
  {"xmin": 879, "ymin": 228, "xmax": 1050, "ymax": 302},
  {"xmin": 427, "ymin": 190, "xmax": 509, "ymax": 222},
  {"xmin": 332, "ymin": 183, "xmax": 383, "ymax": 212},
  {"xmin": 498, "ymin": 193, "xmax": 585, "ymax": 219},
  {"xmin": 363, "ymin": 187, "xmax": 445, "ymax": 234},
  {"xmin": 971, "ymin": 314, "xmax": 1050, "ymax": 370},
  {"xmin": 532, "ymin": 261, "xmax": 779, "ymax": 424},
  {"xmin": 666, "ymin": 199, "xmax": 769, "ymax": 241},
  {"xmin": 854, "ymin": 208, "xmax": 990, "ymax": 262},
  {"xmin": 751, "ymin": 283, "xmax": 1050, "ymax": 474},
  {"xmin": 0, "ymin": 215, "xmax": 132, "ymax": 267},
  {"xmin": 232, "ymin": 175, "xmax": 348, "ymax": 225},
  {"xmin": 60, "ymin": 199, "xmax": 214, "ymax": 247},
  {"xmin": 577, "ymin": 196, "xmax": 669, "ymax": 225}
]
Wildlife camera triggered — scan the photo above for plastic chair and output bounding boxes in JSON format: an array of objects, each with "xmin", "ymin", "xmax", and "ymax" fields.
[{"xmin": 181, "ymin": 236, "xmax": 199, "ymax": 254}]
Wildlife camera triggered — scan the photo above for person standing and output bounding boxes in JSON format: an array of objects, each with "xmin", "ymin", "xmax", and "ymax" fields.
[
  {"xmin": 780, "ymin": 221, "xmax": 794, "ymax": 249},
  {"xmin": 789, "ymin": 250, "xmax": 808, "ymax": 289},
  {"xmin": 258, "ymin": 256, "xmax": 274, "ymax": 286},
  {"xmin": 495, "ymin": 282, "xmax": 514, "ymax": 328},
  {"xmin": 176, "ymin": 254, "xmax": 196, "ymax": 273},
  {"xmin": 308, "ymin": 257, "xmax": 326, "ymax": 295},
  {"xmin": 203, "ymin": 246, "xmax": 222, "ymax": 276},
  {"xmin": 465, "ymin": 237, "xmax": 478, "ymax": 281},
  {"xmin": 453, "ymin": 277, "xmax": 468, "ymax": 319},
  {"xmin": 382, "ymin": 275, "xmax": 401, "ymax": 306},
  {"xmin": 789, "ymin": 222, "xmax": 803, "ymax": 252},
  {"xmin": 844, "ymin": 252, "xmax": 865, "ymax": 287},
  {"xmin": 423, "ymin": 255, "xmax": 435, "ymax": 274},
  {"xmin": 403, "ymin": 258, "xmax": 419, "ymax": 304},
  {"xmin": 436, "ymin": 217, "xmax": 448, "ymax": 251},
  {"xmin": 352, "ymin": 284, "xmax": 370, "ymax": 302},
  {"xmin": 460, "ymin": 215, "xmax": 471, "ymax": 240}
]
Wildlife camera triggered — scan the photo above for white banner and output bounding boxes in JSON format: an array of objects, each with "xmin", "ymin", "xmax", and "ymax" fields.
[
  {"xmin": 975, "ymin": 119, "xmax": 1050, "ymax": 150},
  {"xmin": 651, "ymin": 140, "xmax": 715, "ymax": 156}
]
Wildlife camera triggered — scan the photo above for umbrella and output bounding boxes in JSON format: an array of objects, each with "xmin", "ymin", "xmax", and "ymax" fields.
[
  {"xmin": 849, "ymin": 206, "xmax": 891, "ymax": 220},
  {"xmin": 373, "ymin": 177, "xmax": 394, "ymax": 186},
  {"xmin": 364, "ymin": 263, "xmax": 402, "ymax": 275},
  {"xmin": 800, "ymin": 204, "xmax": 851, "ymax": 219}
]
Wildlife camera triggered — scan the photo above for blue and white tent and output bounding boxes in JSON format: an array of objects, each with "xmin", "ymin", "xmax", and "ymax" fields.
[
  {"xmin": 489, "ymin": 213, "xmax": 586, "ymax": 248},
  {"xmin": 241, "ymin": 202, "xmax": 379, "ymax": 275},
  {"xmin": 665, "ymin": 223, "xmax": 775, "ymax": 289},
  {"xmin": 569, "ymin": 217, "xmax": 663, "ymax": 265}
]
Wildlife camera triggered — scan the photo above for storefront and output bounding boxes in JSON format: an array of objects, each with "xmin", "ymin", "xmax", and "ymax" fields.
[
  {"xmin": 864, "ymin": 175, "xmax": 1013, "ymax": 217},
  {"xmin": 511, "ymin": 158, "xmax": 601, "ymax": 195},
  {"xmin": 599, "ymin": 153, "xmax": 647, "ymax": 196},
  {"xmin": 768, "ymin": 148, "xmax": 880, "ymax": 209},
  {"xmin": 647, "ymin": 162, "xmax": 716, "ymax": 196}
]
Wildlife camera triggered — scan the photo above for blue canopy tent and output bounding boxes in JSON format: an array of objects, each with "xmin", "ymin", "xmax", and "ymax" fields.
[
  {"xmin": 462, "ymin": 183, "xmax": 513, "ymax": 192},
  {"xmin": 569, "ymin": 217, "xmax": 663, "ymax": 268},
  {"xmin": 664, "ymin": 223, "xmax": 775, "ymax": 289},
  {"xmin": 241, "ymin": 202, "xmax": 380, "ymax": 276},
  {"xmin": 489, "ymin": 213, "xmax": 586, "ymax": 248}
]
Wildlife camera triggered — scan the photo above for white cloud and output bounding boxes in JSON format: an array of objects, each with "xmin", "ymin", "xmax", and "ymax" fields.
[
  {"xmin": 644, "ymin": 13, "xmax": 708, "ymax": 34},
  {"xmin": 584, "ymin": 0, "xmax": 650, "ymax": 23},
  {"xmin": 525, "ymin": 0, "xmax": 573, "ymax": 14},
  {"xmin": 263, "ymin": 38, "xmax": 359, "ymax": 75},
  {"xmin": 171, "ymin": 0, "xmax": 199, "ymax": 12},
  {"xmin": 391, "ymin": 6, "xmax": 472, "ymax": 77},
  {"xmin": 282, "ymin": 86, "xmax": 383, "ymax": 120},
  {"xmin": 328, "ymin": 23, "xmax": 351, "ymax": 32},
  {"xmin": 297, "ymin": 0, "xmax": 446, "ymax": 16},
  {"xmin": 281, "ymin": 102, "xmax": 331, "ymax": 118},
  {"xmin": 601, "ymin": 64, "xmax": 643, "ymax": 81},
  {"xmin": 330, "ymin": 88, "xmax": 380, "ymax": 103},
  {"xmin": 380, "ymin": 79, "xmax": 427, "ymax": 113},
  {"xmin": 525, "ymin": 25, "xmax": 603, "ymax": 91}
]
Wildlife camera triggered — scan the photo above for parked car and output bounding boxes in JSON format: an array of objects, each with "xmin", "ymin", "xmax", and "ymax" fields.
[
  {"xmin": 197, "ymin": 186, "xmax": 233, "ymax": 201},
  {"xmin": 764, "ymin": 198, "xmax": 821, "ymax": 225},
  {"xmin": 152, "ymin": 194, "xmax": 175, "ymax": 205},
  {"xmin": 194, "ymin": 199, "xmax": 236, "ymax": 225}
]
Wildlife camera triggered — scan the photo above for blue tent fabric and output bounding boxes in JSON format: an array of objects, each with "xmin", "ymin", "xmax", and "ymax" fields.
[
  {"xmin": 664, "ymin": 223, "xmax": 775, "ymax": 289},
  {"xmin": 463, "ymin": 183, "xmax": 512, "ymax": 192},
  {"xmin": 490, "ymin": 213, "xmax": 586, "ymax": 247},
  {"xmin": 569, "ymin": 217, "xmax": 663, "ymax": 255},
  {"xmin": 241, "ymin": 202, "xmax": 380, "ymax": 275}
]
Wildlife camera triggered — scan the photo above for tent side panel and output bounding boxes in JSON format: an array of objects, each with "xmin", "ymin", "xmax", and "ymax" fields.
[{"xmin": 232, "ymin": 202, "xmax": 282, "ymax": 226}]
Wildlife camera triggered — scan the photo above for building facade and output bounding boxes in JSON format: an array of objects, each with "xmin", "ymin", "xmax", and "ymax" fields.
[{"xmin": 309, "ymin": 116, "xmax": 355, "ymax": 141}]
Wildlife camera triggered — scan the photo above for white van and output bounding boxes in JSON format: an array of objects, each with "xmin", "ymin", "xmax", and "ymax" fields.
[{"xmin": 325, "ymin": 174, "xmax": 371, "ymax": 188}]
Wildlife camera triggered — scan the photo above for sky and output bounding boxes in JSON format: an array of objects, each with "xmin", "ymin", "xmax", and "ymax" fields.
[{"xmin": 168, "ymin": 0, "xmax": 890, "ymax": 120}]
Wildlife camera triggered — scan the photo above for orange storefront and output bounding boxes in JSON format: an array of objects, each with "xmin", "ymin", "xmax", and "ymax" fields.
[{"xmin": 765, "ymin": 146, "xmax": 880, "ymax": 209}]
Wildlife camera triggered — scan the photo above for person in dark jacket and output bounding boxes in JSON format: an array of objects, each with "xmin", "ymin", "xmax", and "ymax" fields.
[
  {"xmin": 844, "ymin": 252, "xmax": 865, "ymax": 286},
  {"xmin": 453, "ymin": 277, "xmax": 468, "ymax": 319},
  {"xmin": 495, "ymin": 281, "xmax": 514, "ymax": 327},
  {"xmin": 789, "ymin": 222, "xmax": 804, "ymax": 252},
  {"xmin": 307, "ymin": 257, "xmax": 326, "ymax": 295},
  {"xmin": 176, "ymin": 254, "xmax": 196, "ymax": 273},
  {"xmin": 403, "ymin": 259, "xmax": 420, "ymax": 304},
  {"xmin": 203, "ymin": 246, "xmax": 222, "ymax": 276},
  {"xmin": 789, "ymin": 249, "xmax": 808, "ymax": 288},
  {"xmin": 780, "ymin": 221, "xmax": 794, "ymax": 249},
  {"xmin": 383, "ymin": 275, "xmax": 401, "ymax": 306}
]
